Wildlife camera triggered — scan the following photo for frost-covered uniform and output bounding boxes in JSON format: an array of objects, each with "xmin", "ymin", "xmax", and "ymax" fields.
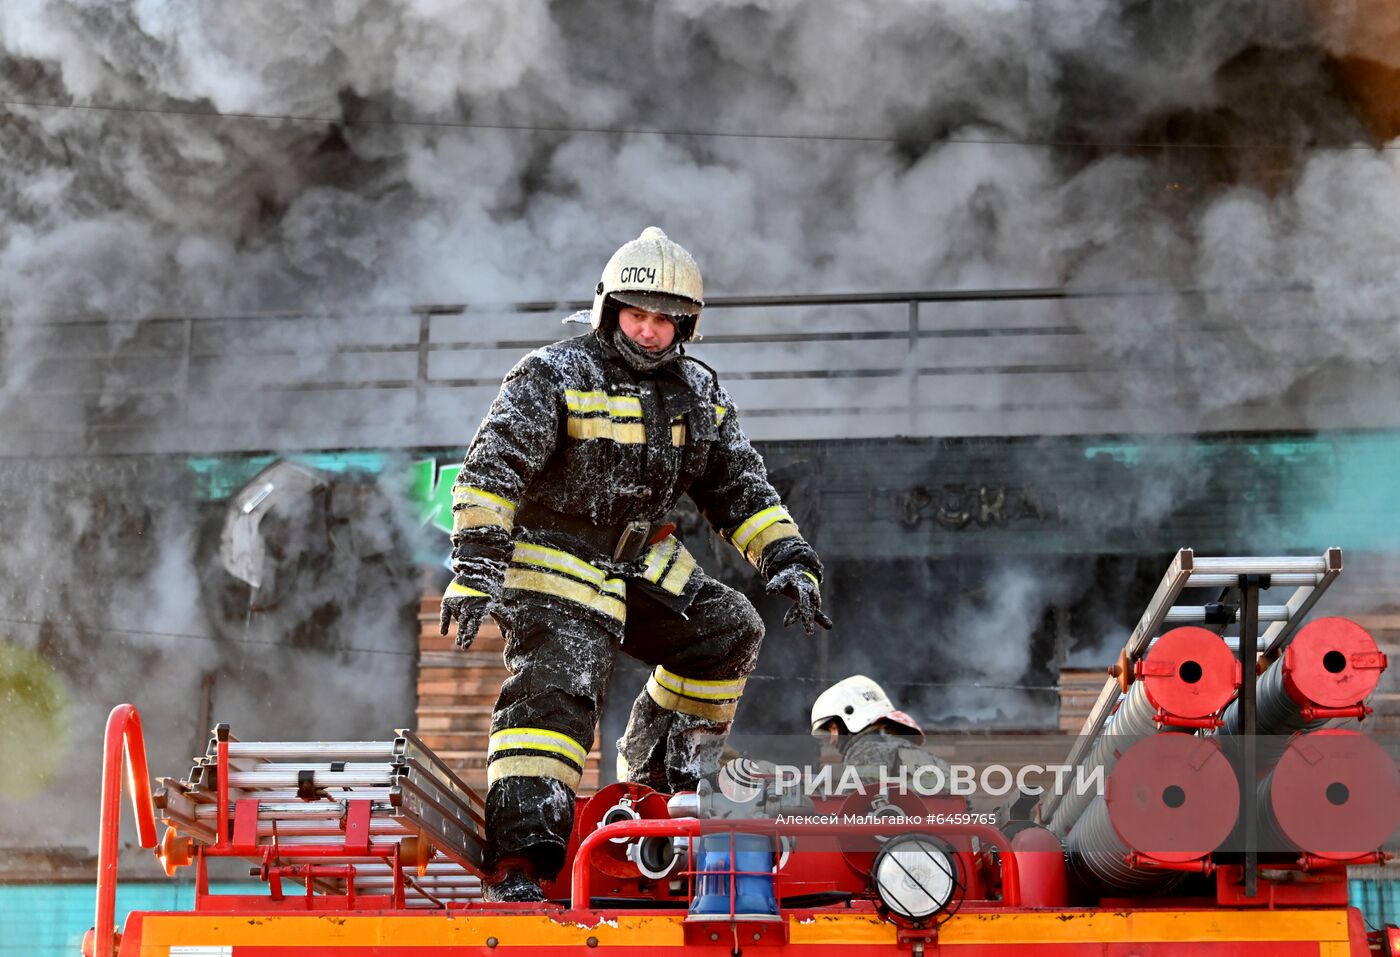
[
  {"xmin": 450, "ymin": 316, "xmax": 822, "ymax": 875},
  {"xmin": 841, "ymin": 726, "xmax": 952, "ymax": 789}
]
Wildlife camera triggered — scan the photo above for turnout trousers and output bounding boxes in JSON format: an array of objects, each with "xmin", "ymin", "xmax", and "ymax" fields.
[{"xmin": 483, "ymin": 574, "xmax": 765, "ymax": 877}]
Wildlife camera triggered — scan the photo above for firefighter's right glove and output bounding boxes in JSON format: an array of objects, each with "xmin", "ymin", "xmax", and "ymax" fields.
[
  {"xmin": 766, "ymin": 565, "xmax": 833, "ymax": 637},
  {"xmin": 439, "ymin": 576, "xmax": 491, "ymax": 651}
]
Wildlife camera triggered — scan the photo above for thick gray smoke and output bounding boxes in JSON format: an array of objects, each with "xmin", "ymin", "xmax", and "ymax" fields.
[
  {"xmin": 2, "ymin": 0, "xmax": 1397, "ymax": 855},
  {"xmin": 0, "ymin": 1, "xmax": 1392, "ymax": 317}
]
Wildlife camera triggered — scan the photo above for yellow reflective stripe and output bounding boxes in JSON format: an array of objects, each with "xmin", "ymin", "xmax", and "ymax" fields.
[
  {"xmin": 743, "ymin": 521, "xmax": 801, "ymax": 565},
  {"xmin": 564, "ymin": 389, "xmax": 608, "ymax": 412},
  {"xmin": 640, "ymin": 537, "xmax": 695, "ymax": 596},
  {"xmin": 487, "ymin": 754, "xmax": 583, "ymax": 790},
  {"xmin": 646, "ymin": 677, "xmax": 740, "ymax": 721},
  {"xmin": 671, "ymin": 423, "xmax": 687, "ymax": 446},
  {"xmin": 489, "ymin": 727, "xmax": 588, "ymax": 765},
  {"xmin": 567, "ymin": 418, "xmax": 647, "ymax": 444},
  {"xmin": 653, "ymin": 665, "xmax": 746, "ymax": 701},
  {"xmin": 641, "ymin": 537, "xmax": 680, "ymax": 583},
  {"xmin": 511, "ymin": 542, "xmax": 625, "ymax": 597},
  {"xmin": 503, "ymin": 568, "xmax": 627, "ymax": 622},
  {"xmin": 564, "ymin": 390, "xmax": 642, "ymax": 418},
  {"xmin": 802, "ymin": 571, "xmax": 820, "ymax": 587},
  {"xmin": 607, "ymin": 397, "xmax": 643, "ymax": 418},
  {"xmin": 453, "ymin": 504, "xmax": 512, "ymax": 534},
  {"xmin": 732, "ymin": 506, "xmax": 792, "ymax": 551},
  {"xmin": 659, "ymin": 547, "xmax": 697, "ymax": 596},
  {"xmin": 715, "ymin": 406, "xmax": 728, "ymax": 425},
  {"xmin": 445, "ymin": 581, "xmax": 489, "ymax": 599},
  {"xmin": 452, "ymin": 485, "xmax": 517, "ymax": 518}
]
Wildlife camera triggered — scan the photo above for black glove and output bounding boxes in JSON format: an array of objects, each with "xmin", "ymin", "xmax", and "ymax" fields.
[
  {"xmin": 766, "ymin": 565, "xmax": 833, "ymax": 636},
  {"xmin": 439, "ymin": 575, "xmax": 492, "ymax": 651}
]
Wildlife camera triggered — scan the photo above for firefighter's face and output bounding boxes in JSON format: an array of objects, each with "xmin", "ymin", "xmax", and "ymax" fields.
[{"xmin": 618, "ymin": 306, "xmax": 677, "ymax": 351}]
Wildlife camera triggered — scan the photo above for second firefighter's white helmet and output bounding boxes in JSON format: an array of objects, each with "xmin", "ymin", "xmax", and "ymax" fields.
[
  {"xmin": 810, "ymin": 675, "xmax": 922, "ymax": 736},
  {"xmin": 590, "ymin": 226, "xmax": 704, "ymax": 340}
]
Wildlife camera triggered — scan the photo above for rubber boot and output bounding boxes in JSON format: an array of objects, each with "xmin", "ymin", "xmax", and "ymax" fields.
[{"xmin": 483, "ymin": 856, "xmax": 546, "ymax": 903}]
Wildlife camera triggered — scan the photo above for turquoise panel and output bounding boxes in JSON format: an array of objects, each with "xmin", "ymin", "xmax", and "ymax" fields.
[
  {"xmin": 1351, "ymin": 878, "xmax": 1400, "ymax": 933},
  {"xmin": 0, "ymin": 882, "xmax": 253, "ymax": 956}
]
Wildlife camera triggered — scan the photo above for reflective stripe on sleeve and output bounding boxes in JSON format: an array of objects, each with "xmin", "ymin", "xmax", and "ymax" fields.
[
  {"xmin": 454, "ymin": 505, "xmax": 512, "ymax": 534},
  {"xmin": 715, "ymin": 406, "xmax": 728, "ymax": 425},
  {"xmin": 731, "ymin": 506, "xmax": 792, "ymax": 552},
  {"xmin": 445, "ymin": 580, "xmax": 489, "ymax": 599},
  {"xmin": 742, "ymin": 521, "xmax": 801, "ymax": 565},
  {"xmin": 451, "ymin": 485, "xmax": 517, "ymax": 533}
]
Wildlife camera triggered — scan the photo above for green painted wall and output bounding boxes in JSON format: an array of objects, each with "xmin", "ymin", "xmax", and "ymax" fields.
[{"xmin": 179, "ymin": 430, "xmax": 1400, "ymax": 559}]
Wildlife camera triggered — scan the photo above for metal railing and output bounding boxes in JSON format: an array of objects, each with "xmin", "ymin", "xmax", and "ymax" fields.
[{"xmin": 2, "ymin": 282, "xmax": 1377, "ymax": 455}]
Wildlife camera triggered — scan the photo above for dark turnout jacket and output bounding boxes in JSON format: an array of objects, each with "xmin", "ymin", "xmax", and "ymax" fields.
[{"xmin": 449, "ymin": 319, "xmax": 820, "ymax": 630}]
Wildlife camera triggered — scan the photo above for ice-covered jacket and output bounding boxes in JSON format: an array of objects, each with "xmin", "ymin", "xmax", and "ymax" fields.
[{"xmin": 449, "ymin": 319, "xmax": 821, "ymax": 629}]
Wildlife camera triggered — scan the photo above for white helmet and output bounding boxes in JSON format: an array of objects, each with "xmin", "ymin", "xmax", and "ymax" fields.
[
  {"xmin": 810, "ymin": 675, "xmax": 922, "ymax": 737},
  {"xmin": 590, "ymin": 226, "xmax": 704, "ymax": 341}
]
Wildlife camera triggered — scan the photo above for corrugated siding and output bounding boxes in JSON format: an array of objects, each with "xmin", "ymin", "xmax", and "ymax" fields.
[
  {"xmin": 0, "ymin": 882, "xmax": 248, "ymax": 956},
  {"xmin": 1350, "ymin": 879, "xmax": 1400, "ymax": 932}
]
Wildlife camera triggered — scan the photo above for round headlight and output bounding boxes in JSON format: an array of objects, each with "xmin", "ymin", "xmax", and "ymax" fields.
[{"xmin": 871, "ymin": 836, "xmax": 959, "ymax": 921}]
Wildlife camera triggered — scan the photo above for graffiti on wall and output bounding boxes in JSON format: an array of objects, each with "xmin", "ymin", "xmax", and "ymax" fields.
[{"xmin": 898, "ymin": 484, "xmax": 1059, "ymax": 531}]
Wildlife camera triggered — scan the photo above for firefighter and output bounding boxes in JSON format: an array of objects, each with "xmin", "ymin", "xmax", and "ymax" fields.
[
  {"xmin": 809, "ymin": 675, "xmax": 949, "ymax": 786},
  {"xmin": 440, "ymin": 227, "xmax": 832, "ymax": 902}
]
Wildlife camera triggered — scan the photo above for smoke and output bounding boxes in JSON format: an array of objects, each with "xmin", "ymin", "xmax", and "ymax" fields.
[
  {"xmin": 3, "ymin": 0, "xmax": 1399, "ymax": 851},
  {"xmin": 0, "ymin": 457, "xmax": 425, "ymax": 855}
]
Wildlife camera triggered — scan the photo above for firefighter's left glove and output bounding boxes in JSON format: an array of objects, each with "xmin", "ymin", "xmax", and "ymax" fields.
[
  {"xmin": 439, "ymin": 576, "xmax": 492, "ymax": 651},
  {"xmin": 766, "ymin": 565, "xmax": 833, "ymax": 636}
]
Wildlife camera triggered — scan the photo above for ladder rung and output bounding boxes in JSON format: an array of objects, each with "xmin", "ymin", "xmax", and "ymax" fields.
[
  {"xmin": 227, "ymin": 742, "xmax": 399, "ymax": 760},
  {"xmin": 226, "ymin": 771, "xmax": 395, "ymax": 788},
  {"xmin": 241, "ymin": 762, "xmax": 399, "ymax": 773},
  {"xmin": 193, "ymin": 802, "xmax": 392, "ymax": 820},
  {"xmin": 1188, "ymin": 556, "xmax": 1329, "ymax": 575},
  {"xmin": 1185, "ymin": 573, "xmax": 1322, "ymax": 588},
  {"xmin": 1165, "ymin": 605, "xmax": 1290, "ymax": 623}
]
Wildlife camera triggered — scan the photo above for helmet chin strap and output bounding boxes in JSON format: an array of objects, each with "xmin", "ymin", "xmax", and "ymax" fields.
[{"xmin": 610, "ymin": 325, "xmax": 682, "ymax": 372}]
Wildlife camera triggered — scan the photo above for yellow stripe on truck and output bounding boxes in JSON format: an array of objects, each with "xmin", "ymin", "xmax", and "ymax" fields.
[
  {"xmin": 129, "ymin": 913, "xmax": 688, "ymax": 948},
  {"xmin": 118, "ymin": 907, "xmax": 1355, "ymax": 950}
]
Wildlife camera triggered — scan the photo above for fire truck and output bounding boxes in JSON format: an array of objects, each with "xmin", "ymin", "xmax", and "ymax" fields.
[{"xmin": 84, "ymin": 549, "xmax": 1400, "ymax": 955}]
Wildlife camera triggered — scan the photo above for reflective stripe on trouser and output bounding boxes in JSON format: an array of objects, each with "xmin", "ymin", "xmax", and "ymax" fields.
[
  {"xmin": 503, "ymin": 541, "xmax": 627, "ymax": 626},
  {"xmin": 487, "ymin": 574, "xmax": 765, "ymax": 870},
  {"xmin": 616, "ymin": 577, "xmax": 765, "ymax": 793},
  {"xmin": 487, "ymin": 727, "xmax": 588, "ymax": 789},
  {"xmin": 485, "ymin": 597, "xmax": 615, "ymax": 876},
  {"xmin": 645, "ymin": 665, "xmax": 745, "ymax": 721}
]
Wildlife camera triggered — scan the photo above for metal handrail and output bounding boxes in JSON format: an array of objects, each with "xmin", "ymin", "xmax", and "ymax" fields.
[
  {"xmin": 569, "ymin": 817, "xmax": 1019, "ymax": 910},
  {"xmin": 9, "ymin": 281, "xmax": 1317, "ymax": 328},
  {"xmin": 87, "ymin": 704, "xmax": 159, "ymax": 957}
]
